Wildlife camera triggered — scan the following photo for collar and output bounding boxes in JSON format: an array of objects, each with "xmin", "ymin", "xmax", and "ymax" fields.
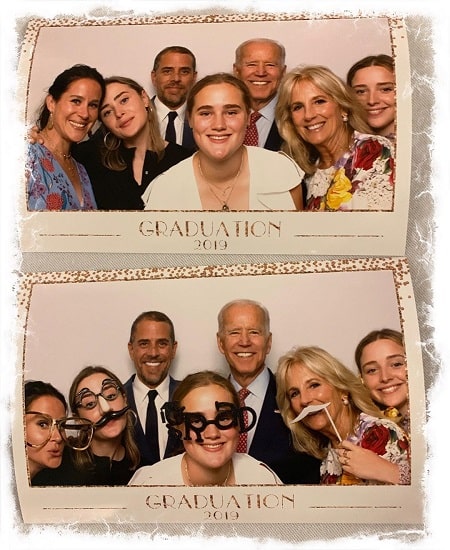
[
  {"xmin": 132, "ymin": 372, "xmax": 170, "ymax": 404},
  {"xmin": 253, "ymin": 94, "xmax": 278, "ymax": 122},
  {"xmin": 230, "ymin": 366, "xmax": 270, "ymax": 399},
  {"xmin": 153, "ymin": 96, "xmax": 187, "ymax": 122}
]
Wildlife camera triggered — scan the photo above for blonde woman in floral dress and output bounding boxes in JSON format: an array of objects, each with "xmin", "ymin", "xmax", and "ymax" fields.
[
  {"xmin": 276, "ymin": 346, "xmax": 410, "ymax": 485},
  {"xmin": 276, "ymin": 65, "xmax": 394, "ymax": 211}
]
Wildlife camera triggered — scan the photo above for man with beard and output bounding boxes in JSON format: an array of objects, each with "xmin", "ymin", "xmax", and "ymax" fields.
[
  {"xmin": 151, "ymin": 46, "xmax": 198, "ymax": 151},
  {"xmin": 125, "ymin": 311, "xmax": 180, "ymax": 466}
]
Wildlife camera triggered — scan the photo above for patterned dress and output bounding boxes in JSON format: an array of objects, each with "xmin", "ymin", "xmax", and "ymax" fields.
[
  {"xmin": 305, "ymin": 131, "xmax": 394, "ymax": 211},
  {"xmin": 320, "ymin": 412, "xmax": 410, "ymax": 485},
  {"xmin": 27, "ymin": 143, "xmax": 97, "ymax": 210}
]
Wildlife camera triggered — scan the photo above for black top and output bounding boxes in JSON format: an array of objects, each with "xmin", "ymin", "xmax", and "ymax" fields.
[
  {"xmin": 270, "ymin": 448, "xmax": 321, "ymax": 485},
  {"xmin": 31, "ymin": 447, "xmax": 136, "ymax": 486},
  {"xmin": 73, "ymin": 134, "xmax": 192, "ymax": 210}
]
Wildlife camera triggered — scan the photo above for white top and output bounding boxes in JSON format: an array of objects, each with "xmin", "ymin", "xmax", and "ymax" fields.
[
  {"xmin": 142, "ymin": 146, "xmax": 304, "ymax": 210},
  {"xmin": 128, "ymin": 452, "xmax": 282, "ymax": 486}
]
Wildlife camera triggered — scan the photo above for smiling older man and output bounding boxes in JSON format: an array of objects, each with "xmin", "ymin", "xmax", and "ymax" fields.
[
  {"xmin": 233, "ymin": 38, "xmax": 286, "ymax": 151},
  {"xmin": 216, "ymin": 299, "xmax": 321, "ymax": 484}
]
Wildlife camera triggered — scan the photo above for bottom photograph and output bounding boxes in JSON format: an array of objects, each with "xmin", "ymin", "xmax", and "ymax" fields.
[{"xmin": 13, "ymin": 258, "xmax": 425, "ymax": 524}]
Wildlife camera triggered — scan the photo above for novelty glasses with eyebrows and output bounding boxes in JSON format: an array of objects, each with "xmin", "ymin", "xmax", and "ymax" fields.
[
  {"xmin": 74, "ymin": 379, "xmax": 124, "ymax": 410},
  {"xmin": 25, "ymin": 412, "xmax": 94, "ymax": 451},
  {"xmin": 161, "ymin": 401, "xmax": 257, "ymax": 443}
]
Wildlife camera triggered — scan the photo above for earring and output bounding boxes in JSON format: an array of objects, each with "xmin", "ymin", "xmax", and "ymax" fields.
[
  {"xmin": 342, "ymin": 395, "xmax": 349, "ymax": 406},
  {"xmin": 48, "ymin": 112, "xmax": 54, "ymax": 130},
  {"xmin": 342, "ymin": 113, "xmax": 348, "ymax": 123},
  {"xmin": 103, "ymin": 131, "xmax": 120, "ymax": 151}
]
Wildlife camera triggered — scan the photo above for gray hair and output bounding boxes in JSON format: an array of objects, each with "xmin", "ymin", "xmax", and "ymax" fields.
[
  {"xmin": 234, "ymin": 38, "xmax": 286, "ymax": 67},
  {"xmin": 217, "ymin": 299, "xmax": 270, "ymax": 335}
]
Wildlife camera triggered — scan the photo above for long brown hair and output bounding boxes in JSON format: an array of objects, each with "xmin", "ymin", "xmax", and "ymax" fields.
[
  {"xmin": 99, "ymin": 76, "xmax": 166, "ymax": 170},
  {"xmin": 354, "ymin": 328, "xmax": 404, "ymax": 374},
  {"xmin": 69, "ymin": 365, "xmax": 140, "ymax": 471}
]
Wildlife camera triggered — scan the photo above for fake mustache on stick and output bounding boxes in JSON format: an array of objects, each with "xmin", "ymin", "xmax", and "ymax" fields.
[
  {"xmin": 94, "ymin": 406, "xmax": 130, "ymax": 429},
  {"xmin": 290, "ymin": 402, "xmax": 343, "ymax": 442}
]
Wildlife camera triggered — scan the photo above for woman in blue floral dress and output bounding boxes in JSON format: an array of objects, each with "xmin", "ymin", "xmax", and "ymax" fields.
[
  {"xmin": 276, "ymin": 65, "xmax": 394, "ymax": 211},
  {"xmin": 276, "ymin": 346, "xmax": 410, "ymax": 485},
  {"xmin": 27, "ymin": 64, "xmax": 105, "ymax": 210}
]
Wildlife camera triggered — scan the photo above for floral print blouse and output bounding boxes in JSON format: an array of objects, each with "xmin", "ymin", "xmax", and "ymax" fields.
[
  {"xmin": 320, "ymin": 412, "xmax": 410, "ymax": 485},
  {"xmin": 27, "ymin": 143, "xmax": 97, "ymax": 210},
  {"xmin": 305, "ymin": 131, "xmax": 395, "ymax": 211}
]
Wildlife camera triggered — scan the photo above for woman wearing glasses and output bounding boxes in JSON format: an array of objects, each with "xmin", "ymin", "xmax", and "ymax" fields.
[
  {"xmin": 67, "ymin": 365, "xmax": 140, "ymax": 485},
  {"xmin": 25, "ymin": 380, "xmax": 93, "ymax": 485},
  {"xmin": 128, "ymin": 371, "xmax": 281, "ymax": 486}
]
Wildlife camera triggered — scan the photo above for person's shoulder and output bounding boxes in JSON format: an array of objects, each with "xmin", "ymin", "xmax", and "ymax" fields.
[
  {"xmin": 353, "ymin": 131, "xmax": 393, "ymax": 150},
  {"xmin": 234, "ymin": 453, "xmax": 282, "ymax": 484},
  {"xmin": 128, "ymin": 454, "xmax": 182, "ymax": 485}
]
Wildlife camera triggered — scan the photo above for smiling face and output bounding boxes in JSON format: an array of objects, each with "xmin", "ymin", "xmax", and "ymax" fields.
[
  {"xmin": 234, "ymin": 41, "xmax": 286, "ymax": 110},
  {"xmin": 189, "ymin": 82, "xmax": 249, "ymax": 163},
  {"xmin": 99, "ymin": 82, "xmax": 149, "ymax": 144},
  {"xmin": 128, "ymin": 319, "xmax": 177, "ymax": 389},
  {"xmin": 350, "ymin": 65, "xmax": 396, "ymax": 136},
  {"xmin": 74, "ymin": 373, "xmax": 128, "ymax": 442},
  {"xmin": 47, "ymin": 78, "xmax": 102, "ymax": 143},
  {"xmin": 217, "ymin": 303, "xmax": 272, "ymax": 387},
  {"xmin": 151, "ymin": 52, "xmax": 197, "ymax": 109},
  {"xmin": 289, "ymin": 79, "xmax": 347, "ymax": 150},
  {"xmin": 25, "ymin": 395, "xmax": 66, "ymax": 478},
  {"xmin": 181, "ymin": 384, "xmax": 239, "ymax": 476},
  {"xmin": 285, "ymin": 362, "xmax": 349, "ymax": 443},
  {"xmin": 359, "ymin": 339, "xmax": 408, "ymax": 414}
]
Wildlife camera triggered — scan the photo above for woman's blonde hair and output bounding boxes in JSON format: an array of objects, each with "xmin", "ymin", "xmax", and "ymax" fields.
[
  {"xmin": 276, "ymin": 346, "xmax": 381, "ymax": 459},
  {"xmin": 275, "ymin": 65, "xmax": 371, "ymax": 175},
  {"xmin": 69, "ymin": 365, "xmax": 140, "ymax": 472},
  {"xmin": 99, "ymin": 76, "xmax": 166, "ymax": 170}
]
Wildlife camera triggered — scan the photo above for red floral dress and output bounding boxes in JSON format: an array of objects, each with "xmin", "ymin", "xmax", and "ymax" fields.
[
  {"xmin": 305, "ymin": 131, "xmax": 395, "ymax": 211},
  {"xmin": 320, "ymin": 413, "xmax": 410, "ymax": 485}
]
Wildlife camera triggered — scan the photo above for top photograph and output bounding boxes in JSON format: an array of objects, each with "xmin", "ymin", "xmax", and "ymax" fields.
[{"xmin": 17, "ymin": 12, "xmax": 411, "ymax": 255}]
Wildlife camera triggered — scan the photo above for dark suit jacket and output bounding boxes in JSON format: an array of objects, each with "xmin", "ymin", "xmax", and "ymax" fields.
[
  {"xmin": 247, "ymin": 369, "xmax": 320, "ymax": 483},
  {"xmin": 263, "ymin": 120, "xmax": 283, "ymax": 151},
  {"xmin": 124, "ymin": 374, "xmax": 180, "ymax": 467}
]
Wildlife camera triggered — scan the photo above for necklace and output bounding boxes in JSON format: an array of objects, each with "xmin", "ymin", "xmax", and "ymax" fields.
[
  {"xmin": 197, "ymin": 151, "xmax": 244, "ymax": 211},
  {"xmin": 183, "ymin": 454, "xmax": 232, "ymax": 487},
  {"xmin": 42, "ymin": 130, "xmax": 76, "ymax": 174}
]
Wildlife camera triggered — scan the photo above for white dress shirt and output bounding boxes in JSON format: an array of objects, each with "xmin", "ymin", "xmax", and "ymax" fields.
[
  {"xmin": 132, "ymin": 374, "xmax": 170, "ymax": 459},
  {"xmin": 253, "ymin": 95, "xmax": 278, "ymax": 147},
  {"xmin": 153, "ymin": 96, "xmax": 187, "ymax": 146}
]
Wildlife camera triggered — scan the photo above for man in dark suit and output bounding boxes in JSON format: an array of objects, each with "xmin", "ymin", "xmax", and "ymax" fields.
[
  {"xmin": 233, "ymin": 38, "xmax": 286, "ymax": 151},
  {"xmin": 125, "ymin": 311, "xmax": 180, "ymax": 466},
  {"xmin": 216, "ymin": 299, "xmax": 320, "ymax": 484},
  {"xmin": 151, "ymin": 46, "xmax": 197, "ymax": 151}
]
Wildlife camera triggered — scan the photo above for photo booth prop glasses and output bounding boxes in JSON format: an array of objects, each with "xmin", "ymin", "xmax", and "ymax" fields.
[
  {"xmin": 161, "ymin": 401, "xmax": 257, "ymax": 443},
  {"xmin": 74, "ymin": 379, "xmax": 123, "ymax": 410},
  {"xmin": 25, "ymin": 412, "xmax": 94, "ymax": 451}
]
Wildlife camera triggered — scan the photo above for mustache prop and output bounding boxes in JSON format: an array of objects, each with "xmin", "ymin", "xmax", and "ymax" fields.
[{"xmin": 94, "ymin": 406, "xmax": 130, "ymax": 429}]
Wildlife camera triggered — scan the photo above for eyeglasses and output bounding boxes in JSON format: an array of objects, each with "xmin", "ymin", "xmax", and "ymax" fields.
[
  {"xmin": 74, "ymin": 379, "xmax": 123, "ymax": 410},
  {"xmin": 161, "ymin": 400, "xmax": 257, "ymax": 443},
  {"xmin": 25, "ymin": 412, "xmax": 94, "ymax": 450}
]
